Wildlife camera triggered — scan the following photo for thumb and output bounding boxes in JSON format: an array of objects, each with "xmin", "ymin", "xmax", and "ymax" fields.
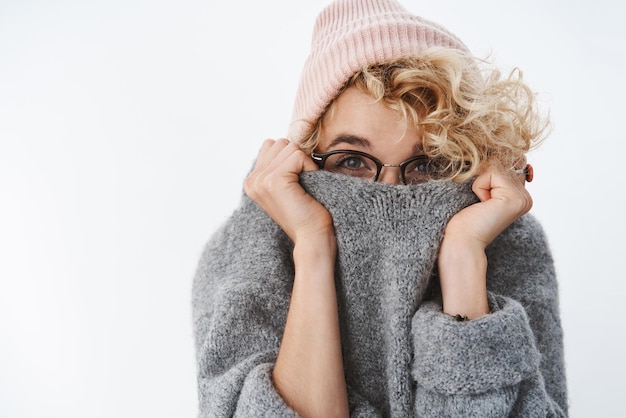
[{"xmin": 301, "ymin": 153, "xmax": 319, "ymax": 172}]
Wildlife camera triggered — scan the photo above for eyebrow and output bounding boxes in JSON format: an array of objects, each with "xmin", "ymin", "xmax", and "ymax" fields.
[
  {"xmin": 326, "ymin": 134, "xmax": 372, "ymax": 150},
  {"xmin": 326, "ymin": 134, "xmax": 424, "ymax": 154}
]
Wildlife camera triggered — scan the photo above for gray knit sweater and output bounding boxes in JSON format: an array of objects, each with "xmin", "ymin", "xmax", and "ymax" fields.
[{"xmin": 192, "ymin": 171, "xmax": 568, "ymax": 417}]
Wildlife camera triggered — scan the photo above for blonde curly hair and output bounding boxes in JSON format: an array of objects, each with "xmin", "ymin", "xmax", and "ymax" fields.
[{"xmin": 298, "ymin": 48, "xmax": 549, "ymax": 181}]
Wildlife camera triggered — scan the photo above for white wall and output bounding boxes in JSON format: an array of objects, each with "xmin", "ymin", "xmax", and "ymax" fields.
[{"xmin": 1, "ymin": 1, "xmax": 623, "ymax": 416}]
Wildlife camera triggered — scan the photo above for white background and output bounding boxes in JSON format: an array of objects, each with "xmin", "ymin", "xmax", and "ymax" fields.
[{"xmin": 1, "ymin": 1, "xmax": 624, "ymax": 417}]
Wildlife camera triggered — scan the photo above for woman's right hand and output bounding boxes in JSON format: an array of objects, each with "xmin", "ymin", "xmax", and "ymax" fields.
[
  {"xmin": 246, "ymin": 139, "xmax": 348, "ymax": 417},
  {"xmin": 244, "ymin": 138, "xmax": 334, "ymax": 243}
]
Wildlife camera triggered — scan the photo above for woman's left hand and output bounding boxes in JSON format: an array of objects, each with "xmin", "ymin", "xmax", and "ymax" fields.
[
  {"xmin": 437, "ymin": 160, "xmax": 532, "ymax": 319},
  {"xmin": 446, "ymin": 159, "xmax": 532, "ymax": 248}
]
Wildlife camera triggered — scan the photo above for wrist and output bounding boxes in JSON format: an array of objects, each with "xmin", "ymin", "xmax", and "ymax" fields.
[
  {"xmin": 290, "ymin": 211, "xmax": 335, "ymax": 245},
  {"xmin": 293, "ymin": 229, "xmax": 337, "ymax": 267},
  {"xmin": 438, "ymin": 236, "xmax": 489, "ymax": 320}
]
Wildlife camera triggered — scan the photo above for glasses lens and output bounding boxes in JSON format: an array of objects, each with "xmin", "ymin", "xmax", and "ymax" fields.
[
  {"xmin": 403, "ymin": 156, "xmax": 440, "ymax": 184},
  {"xmin": 323, "ymin": 152, "xmax": 378, "ymax": 180}
]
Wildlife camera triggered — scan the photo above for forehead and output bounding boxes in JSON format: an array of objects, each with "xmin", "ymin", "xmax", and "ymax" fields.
[{"xmin": 318, "ymin": 87, "xmax": 421, "ymax": 152}]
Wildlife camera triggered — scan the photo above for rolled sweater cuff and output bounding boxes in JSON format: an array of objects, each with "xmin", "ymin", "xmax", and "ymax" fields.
[
  {"xmin": 235, "ymin": 363, "xmax": 299, "ymax": 418},
  {"xmin": 411, "ymin": 293, "xmax": 541, "ymax": 395}
]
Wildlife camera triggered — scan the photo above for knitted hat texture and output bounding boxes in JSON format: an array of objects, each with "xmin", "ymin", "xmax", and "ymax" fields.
[{"xmin": 289, "ymin": 0, "xmax": 470, "ymax": 143}]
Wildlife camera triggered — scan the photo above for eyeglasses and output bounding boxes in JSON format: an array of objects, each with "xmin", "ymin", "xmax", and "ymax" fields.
[{"xmin": 311, "ymin": 149, "xmax": 443, "ymax": 185}]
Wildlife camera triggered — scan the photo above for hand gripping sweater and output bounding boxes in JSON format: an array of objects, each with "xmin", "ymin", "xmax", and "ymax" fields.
[{"xmin": 192, "ymin": 171, "xmax": 568, "ymax": 417}]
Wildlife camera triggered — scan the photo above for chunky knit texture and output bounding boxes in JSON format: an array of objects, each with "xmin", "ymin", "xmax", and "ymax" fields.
[
  {"xmin": 289, "ymin": 0, "xmax": 470, "ymax": 143},
  {"xmin": 192, "ymin": 171, "xmax": 568, "ymax": 417}
]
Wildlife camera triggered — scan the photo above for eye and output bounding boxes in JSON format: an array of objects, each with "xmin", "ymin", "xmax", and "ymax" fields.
[
  {"xmin": 403, "ymin": 156, "xmax": 439, "ymax": 184},
  {"xmin": 336, "ymin": 154, "xmax": 369, "ymax": 170},
  {"xmin": 414, "ymin": 160, "xmax": 430, "ymax": 173},
  {"xmin": 405, "ymin": 157, "xmax": 432, "ymax": 173},
  {"xmin": 323, "ymin": 151, "xmax": 378, "ymax": 179}
]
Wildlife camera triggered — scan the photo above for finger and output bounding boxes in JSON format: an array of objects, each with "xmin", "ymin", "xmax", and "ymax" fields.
[
  {"xmin": 260, "ymin": 140, "xmax": 301, "ymax": 174},
  {"xmin": 473, "ymin": 161, "xmax": 525, "ymax": 201},
  {"xmin": 471, "ymin": 159, "xmax": 502, "ymax": 202},
  {"xmin": 301, "ymin": 153, "xmax": 319, "ymax": 172},
  {"xmin": 482, "ymin": 165, "xmax": 533, "ymax": 213},
  {"xmin": 265, "ymin": 143, "xmax": 318, "ymax": 179},
  {"xmin": 255, "ymin": 138, "xmax": 290, "ymax": 168},
  {"xmin": 246, "ymin": 139, "xmax": 288, "ymax": 197},
  {"xmin": 471, "ymin": 172, "xmax": 493, "ymax": 202}
]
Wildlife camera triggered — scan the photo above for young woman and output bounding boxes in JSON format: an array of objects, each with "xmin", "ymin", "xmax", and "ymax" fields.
[{"xmin": 192, "ymin": 0, "xmax": 567, "ymax": 416}]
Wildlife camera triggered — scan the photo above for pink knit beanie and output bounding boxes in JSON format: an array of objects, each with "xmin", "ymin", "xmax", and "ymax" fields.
[{"xmin": 289, "ymin": 0, "xmax": 471, "ymax": 144}]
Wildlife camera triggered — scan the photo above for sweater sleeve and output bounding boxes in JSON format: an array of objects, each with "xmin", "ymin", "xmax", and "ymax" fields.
[
  {"xmin": 411, "ymin": 214, "xmax": 568, "ymax": 417},
  {"xmin": 192, "ymin": 197, "xmax": 299, "ymax": 417}
]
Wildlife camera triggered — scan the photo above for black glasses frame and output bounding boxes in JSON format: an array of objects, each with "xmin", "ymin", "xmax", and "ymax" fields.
[{"xmin": 311, "ymin": 149, "xmax": 436, "ymax": 185}]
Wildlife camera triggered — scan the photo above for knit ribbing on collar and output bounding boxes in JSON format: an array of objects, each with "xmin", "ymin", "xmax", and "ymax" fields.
[{"xmin": 300, "ymin": 172, "xmax": 478, "ymax": 414}]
